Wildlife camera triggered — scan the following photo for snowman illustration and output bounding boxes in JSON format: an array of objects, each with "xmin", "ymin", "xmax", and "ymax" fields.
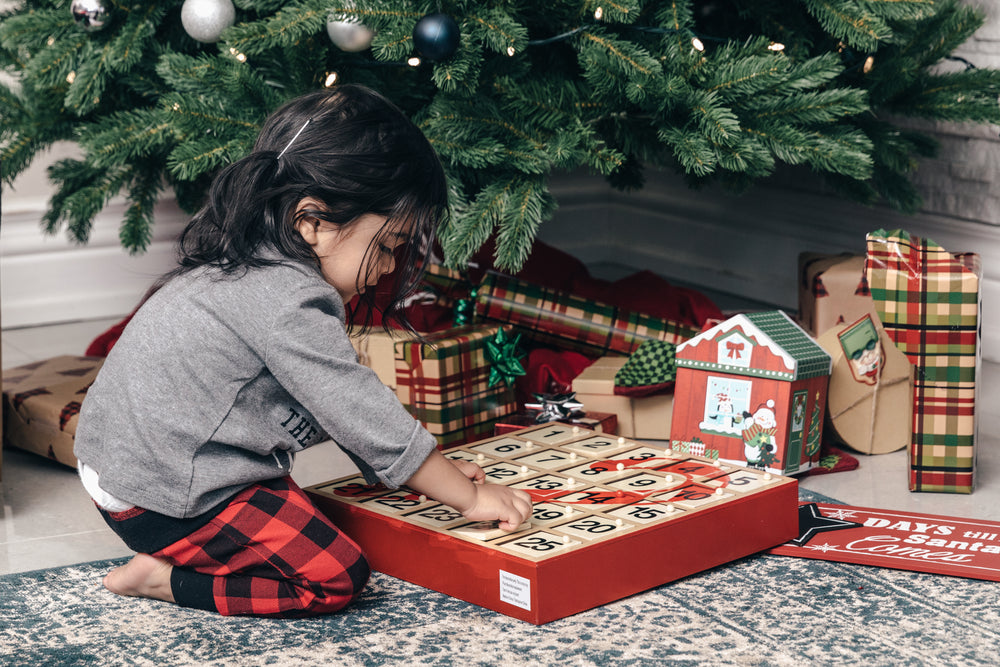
[{"xmin": 740, "ymin": 399, "xmax": 778, "ymax": 470}]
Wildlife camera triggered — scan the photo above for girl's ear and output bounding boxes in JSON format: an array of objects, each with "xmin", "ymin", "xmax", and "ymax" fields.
[{"xmin": 292, "ymin": 197, "xmax": 327, "ymax": 246}]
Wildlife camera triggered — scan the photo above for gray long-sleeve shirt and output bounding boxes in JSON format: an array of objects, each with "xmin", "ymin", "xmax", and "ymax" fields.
[{"xmin": 74, "ymin": 255, "xmax": 437, "ymax": 519}]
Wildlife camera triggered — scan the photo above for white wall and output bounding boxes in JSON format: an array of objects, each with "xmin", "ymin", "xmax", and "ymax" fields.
[{"xmin": 1, "ymin": 142, "xmax": 186, "ymax": 328}]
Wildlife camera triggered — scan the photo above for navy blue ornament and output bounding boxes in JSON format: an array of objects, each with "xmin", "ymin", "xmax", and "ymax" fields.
[{"xmin": 412, "ymin": 13, "xmax": 460, "ymax": 61}]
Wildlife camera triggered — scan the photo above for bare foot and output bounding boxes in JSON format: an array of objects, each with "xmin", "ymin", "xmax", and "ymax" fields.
[{"xmin": 103, "ymin": 553, "xmax": 176, "ymax": 603}]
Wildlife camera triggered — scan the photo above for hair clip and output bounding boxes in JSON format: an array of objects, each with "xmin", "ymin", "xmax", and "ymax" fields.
[{"xmin": 277, "ymin": 118, "xmax": 312, "ymax": 159}]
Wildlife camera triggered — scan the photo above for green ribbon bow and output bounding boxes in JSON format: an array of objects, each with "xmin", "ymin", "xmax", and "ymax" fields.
[{"xmin": 485, "ymin": 326, "xmax": 526, "ymax": 388}]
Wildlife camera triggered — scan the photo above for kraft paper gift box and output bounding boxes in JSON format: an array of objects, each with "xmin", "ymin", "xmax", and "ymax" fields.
[
  {"xmin": 798, "ymin": 253, "xmax": 881, "ymax": 336},
  {"xmin": 865, "ymin": 229, "xmax": 981, "ymax": 493},
  {"xmin": 817, "ymin": 314, "xmax": 913, "ymax": 455},
  {"xmin": 475, "ymin": 273, "xmax": 700, "ymax": 357},
  {"xmin": 394, "ymin": 325, "xmax": 519, "ymax": 448},
  {"xmin": 351, "ymin": 330, "xmax": 412, "ymax": 391},
  {"xmin": 2, "ymin": 355, "xmax": 103, "ymax": 468},
  {"xmin": 571, "ymin": 356, "xmax": 674, "ymax": 440}
]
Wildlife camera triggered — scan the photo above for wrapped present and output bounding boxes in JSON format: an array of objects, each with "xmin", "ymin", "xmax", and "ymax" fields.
[
  {"xmin": 817, "ymin": 314, "xmax": 913, "ymax": 455},
  {"xmin": 670, "ymin": 311, "xmax": 831, "ymax": 476},
  {"xmin": 2, "ymin": 355, "xmax": 103, "ymax": 468},
  {"xmin": 865, "ymin": 229, "xmax": 981, "ymax": 493},
  {"xmin": 475, "ymin": 273, "xmax": 700, "ymax": 357},
  {"xmin": 797, "ymin": 253, "xmax": 880, "ymax": 336},
  {"xmin": 572, "ymin": 356, "xmax": 674, "ymax": 440},
  {"xmin": 395, "ymin": 325, "xmax": 519, "ymax": 447},
  {"xmin": 351, "ymin": 330, "xmax": 414, "ymax": 390}
]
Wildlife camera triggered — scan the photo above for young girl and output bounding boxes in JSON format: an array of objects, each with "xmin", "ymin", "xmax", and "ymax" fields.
[{"xmin": 74, "ymin": 84, "xmax": 532, "ymax": 618}]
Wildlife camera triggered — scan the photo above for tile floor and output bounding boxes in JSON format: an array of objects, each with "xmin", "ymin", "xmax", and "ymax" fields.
[{"xmin": 2, "ymin": 317, "xmax": 998, "ymax": 575}]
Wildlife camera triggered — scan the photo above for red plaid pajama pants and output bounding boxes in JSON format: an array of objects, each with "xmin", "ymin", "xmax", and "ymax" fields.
[{"xmin": 98, "ymin": 476, "xmax": 370, "ymax": 618}]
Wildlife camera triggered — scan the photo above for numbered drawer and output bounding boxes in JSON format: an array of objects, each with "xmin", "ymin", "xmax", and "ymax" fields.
[
  {"xmin": 552, "ymin": 514, "xmax": 634, "ymax": 541},
  {"xmin": 561, "ymin": 435, "xmax": 632, "ymax": 457},
  {"xmin": 469, "ymin": 437, "xmax": 537, "ymax": 459},
  {"xmin": 652, "ymin": 483, "xmax": 734, "ymax": 509},
  {"xmin": 605, "ymin": 501, "xmax": 688, "ymax": 525},
  {"xmin": 360, "ymin": 489, "xmax": 437, "ymax": 515},
  {"xmin": 513, "ymin": 448, "xmax": 577, "ymax": 470},
  {"xmin": 496, "ymin": 530, "xmax": 581, "ymax": 559}
]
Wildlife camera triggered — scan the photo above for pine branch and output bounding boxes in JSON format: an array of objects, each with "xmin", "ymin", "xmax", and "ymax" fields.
[
  {"xmin": 120, "ymin": 163, "xmax": 163, "ymax": 252},
  {"xmin": 492, "ymin": 176, "xmax": 555, "ymax": 271},
  {"xmin": 802, "ymin": 0, "xmax": 892, "ymax": 52}
]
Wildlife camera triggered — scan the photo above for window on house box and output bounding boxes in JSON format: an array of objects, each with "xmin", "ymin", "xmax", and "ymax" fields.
[{"xmin": 699, "ymin": 375, "xmax": 752, "ymax": 437}]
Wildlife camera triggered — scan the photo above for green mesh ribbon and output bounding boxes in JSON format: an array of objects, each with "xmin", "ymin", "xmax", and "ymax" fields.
[{"xmin": 614, "ymin": 340, "xmax": 677, "ymax": 387}]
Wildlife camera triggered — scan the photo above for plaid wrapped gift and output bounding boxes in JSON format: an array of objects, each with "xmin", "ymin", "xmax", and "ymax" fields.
[
  {"xmin": 395, "ymin": 325, "xmax": 518, "ymax": 448},
  {"xmin": 475, "ymin": 273, "xmax": 700, "ymax": 356},
  {"xmin": 2, "ymin": 355, "xmax": 104, "ymax": 468},
  {"xmin": 865, "ymin": 229, "xmax": 981, "ymax": 493}
]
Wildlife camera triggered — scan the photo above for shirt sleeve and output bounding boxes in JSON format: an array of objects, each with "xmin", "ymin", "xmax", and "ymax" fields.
[{"xmin": 261, "ymin": 280, "xmax": 438, "ymax": 489}]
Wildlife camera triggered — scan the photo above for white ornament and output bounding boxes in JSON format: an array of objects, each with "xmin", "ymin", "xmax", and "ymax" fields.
[
  {"xmin": 181, "ymin": 0, "xmax": 236, "ymax": 44},
  {"xmin": 326, "ymin": 18, "xmax": 375, "ymax": 52}
]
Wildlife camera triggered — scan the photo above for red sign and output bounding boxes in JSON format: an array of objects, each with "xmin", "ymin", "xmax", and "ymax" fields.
[{"xmin": 770, "ymin": 502, "xmax": 1000, "ymax": 582}]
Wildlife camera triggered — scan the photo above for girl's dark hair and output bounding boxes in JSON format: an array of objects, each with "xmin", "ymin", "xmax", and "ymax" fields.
[{"xmin": 162, "ymin": 84, "xmax": 448, "ymax": 333}]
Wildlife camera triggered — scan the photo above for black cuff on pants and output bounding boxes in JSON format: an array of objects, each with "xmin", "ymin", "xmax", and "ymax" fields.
[{"xmin": 170, "ymin": 567, "xmax": 218, "ymax": 613}]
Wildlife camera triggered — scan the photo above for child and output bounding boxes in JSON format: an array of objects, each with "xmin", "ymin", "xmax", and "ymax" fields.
[{"xmin": 74, "ymin": 84, "xmax": 533, "ymax": 618}]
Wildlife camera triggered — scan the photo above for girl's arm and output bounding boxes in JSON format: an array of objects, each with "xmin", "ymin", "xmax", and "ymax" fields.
[{"xmin": 404, "ymin": 449, "xmax": 533, "ymax": 530}]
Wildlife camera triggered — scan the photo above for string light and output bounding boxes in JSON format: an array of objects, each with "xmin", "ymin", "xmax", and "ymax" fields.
[
  {"xmin": 507, "ymin": 45, "xmax": 515, "ymax": 56},
  {"xmin": 228, "ymin": 47, "xmax": 246, "ymax": 62},
  {"xmin": 407, "ymin": 56, "xmax": 422, "ymax": 67},
  {"xmin": 863, "ymin": 56, "xmax": 875, "ymax": 73},
  {"xmin": 594, "ymin": 7, "xmax": 603, "ymax": 20},
  {"xmin": 324, "ymin": 71, "xmax": 339, "ymax": 87},
  {"xmin": 768, "ymin": 42, "xmax": 785, "ymax": 51},
  {"xmin": 66, "ymin": 71, "xmax": 75, "ymax": 84},
  {"xmin": 692, "ymin": 37, "xmax": 705, "ymax": 52}
]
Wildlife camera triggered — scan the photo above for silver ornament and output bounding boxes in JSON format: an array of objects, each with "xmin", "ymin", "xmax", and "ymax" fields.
[
  {"xmin": 326, "ymin": 18, "xmax": 375, "ymax": 52},
  {"xmin": 181, "ymin": 0, "xmax": 236, "ymax": 44},
  {"xmin": 71, "ymin": 0, "xmax": 110, "ymax": 32}
]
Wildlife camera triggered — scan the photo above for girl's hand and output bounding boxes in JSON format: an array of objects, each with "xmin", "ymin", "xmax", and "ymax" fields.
[
  {"xmin": 449, "ymin": 458, "xmax": 486, "ymax": 484},
  {"xmin": 461, "ymin": 484, "xmax": 533, "ymax": 531}
]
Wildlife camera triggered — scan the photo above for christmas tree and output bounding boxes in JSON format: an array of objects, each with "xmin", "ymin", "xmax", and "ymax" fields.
[{"xmin": 2, "ymin": 0, "xmax": 998, "ymax": 272}]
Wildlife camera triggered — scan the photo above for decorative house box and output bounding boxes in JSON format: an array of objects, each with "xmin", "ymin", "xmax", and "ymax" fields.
[
  {"xmin": 2, "ymin": 355, "xmax": 104, "ymax": 468},
  {"xmin": 571, "ymin": 356, "xmax": 673, "ymax": 440},
  {"xmin": 865, "ymin": 229, "xmax": 981, "ymax": 493},
  {"xmin": 798, "ymin": 253, "xmax": 880, "ymax": 336},
  {"xmin": 395, "ymin": 325, "xmax": 519, "ymax": 448},
  {"xmin": 670, "ymin": 311, "xmax": 831, "ymax": 475}
]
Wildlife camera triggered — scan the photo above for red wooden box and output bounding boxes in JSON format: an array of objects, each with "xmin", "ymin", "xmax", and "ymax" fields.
[{"xmin": 307, "ymin": 423, "xmax": 798, "ymax": 624}]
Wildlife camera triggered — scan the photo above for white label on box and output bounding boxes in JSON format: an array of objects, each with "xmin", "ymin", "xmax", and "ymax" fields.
[{"xmin": 498, "ymin": 570, "xmax": 531, "ymax": 610}]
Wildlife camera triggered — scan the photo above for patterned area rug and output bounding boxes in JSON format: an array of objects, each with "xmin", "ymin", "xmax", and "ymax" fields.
[{"xmin": 3, "ymin": 491, "xmax": 999, "ymax": 666}]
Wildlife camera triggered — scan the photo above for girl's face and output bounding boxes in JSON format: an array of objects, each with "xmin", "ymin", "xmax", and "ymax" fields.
[{"xmin": 294, "ymin": 199, "xmax": 409, "ymax": 302}]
